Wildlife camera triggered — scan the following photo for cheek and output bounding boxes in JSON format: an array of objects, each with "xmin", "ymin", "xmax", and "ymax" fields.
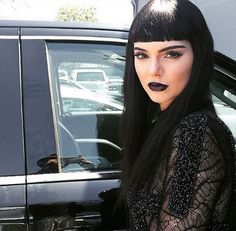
[
  {"xmin": 180, "ymin": 68, "xmax": 191, "ymax": 85},
  {"xmin": 184, "ymin": 60, "xmax": 193, "ymax": 83},
  {"xmin": 174, "ymin": 59, "xmax": 193, "ymax": 88}
]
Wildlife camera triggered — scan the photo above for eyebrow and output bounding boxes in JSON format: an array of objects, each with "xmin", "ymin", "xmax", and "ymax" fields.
[{"xmin": 133, "ymin": 45, "xmax": 186, "ymax": 53}]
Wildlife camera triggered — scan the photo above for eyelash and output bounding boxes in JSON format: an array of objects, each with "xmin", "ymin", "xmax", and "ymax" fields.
[
  {"xmin": 134, "ymin": 52, "xmax": 148, "ymax": 59},
  {"xmin": 134, "ymin": 50, "xmax": 183, "ymax": 60},
  {"xmin": 164, "ymin": 51, "xmax": 183, "ymax": 59}
]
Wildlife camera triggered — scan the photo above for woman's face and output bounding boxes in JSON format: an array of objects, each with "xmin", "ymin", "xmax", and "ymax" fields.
[{"xmin": 134, "ymin": 40, "xmax": 194, "ymax": 111}]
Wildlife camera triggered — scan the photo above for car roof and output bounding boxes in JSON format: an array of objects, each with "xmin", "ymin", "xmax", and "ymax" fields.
[
  {"xmin": 0, "ymin": 20, "xmax": 130, "ymax": 41},
  {"xmin": 0, "ymin": 20, "xmax": 130, "ymax": 32}
]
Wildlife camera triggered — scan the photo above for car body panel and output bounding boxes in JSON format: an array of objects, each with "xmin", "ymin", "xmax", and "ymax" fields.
[
  {"xmin": 27, "ymin": 173, "xmax": 120, "ymax": 230},
  {"xmin": 0, "ymin": 28, "xmax": 27, "ymax": 230}
]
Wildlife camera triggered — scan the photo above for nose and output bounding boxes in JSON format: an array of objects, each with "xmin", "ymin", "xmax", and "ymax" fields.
[{"xmin": 148, "ymin": 57, "xmax": 163, "ymax": 77}]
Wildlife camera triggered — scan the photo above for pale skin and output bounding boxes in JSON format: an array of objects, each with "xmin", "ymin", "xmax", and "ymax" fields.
[{"xmin": 134, "ymin": 40, "xmax": 194, "ymax": 111}]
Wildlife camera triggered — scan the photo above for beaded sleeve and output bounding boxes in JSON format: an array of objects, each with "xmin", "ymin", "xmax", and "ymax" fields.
[{"xmin": 155, "ymin": 113, "xmax": 232, "ymax": 230}]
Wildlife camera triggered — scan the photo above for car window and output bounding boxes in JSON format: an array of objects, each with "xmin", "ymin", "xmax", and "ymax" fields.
[
  {"xmin": 211, "ymin": 74, "xmax": 236, "ymax": 142},
  {"xmin": 47, "ymin": 42, "xmax": 125, "ymax": 173}
]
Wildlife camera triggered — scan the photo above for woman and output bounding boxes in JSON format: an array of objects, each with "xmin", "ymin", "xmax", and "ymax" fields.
[{"xmin": 120, "ymin": 0, "xmax": 236, "ymax": 230}]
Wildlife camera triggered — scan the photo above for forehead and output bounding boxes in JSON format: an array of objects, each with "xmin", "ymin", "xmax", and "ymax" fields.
[{"xmin": 133, "ymin": 40, "xmax": 192, "ymax": 50}]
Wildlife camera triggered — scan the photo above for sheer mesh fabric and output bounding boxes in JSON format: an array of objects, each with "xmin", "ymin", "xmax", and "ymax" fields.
[{"xmin": 127, "ymin": 112, "xmax": 235, "ymax": 230}]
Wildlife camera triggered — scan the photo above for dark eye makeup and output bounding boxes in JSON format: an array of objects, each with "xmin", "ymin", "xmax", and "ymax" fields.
[
  {"xmin": 165, "ymin": 50, "xmax": 183, "ymax": 58},
  {"xmin": 134, "ymin": 52, "xmax": 148, "ymax": 59}
]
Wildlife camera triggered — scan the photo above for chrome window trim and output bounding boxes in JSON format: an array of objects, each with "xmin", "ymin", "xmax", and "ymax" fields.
[
  {"xmin": 0, "ymin": 207, "xmax": 25, "ymax": 222},
  {"xmin": 0, "ymin": 176, "xmax": 25, "ymax": 186},
  {"xmin": 0, "ymin": 35, "xmax": 19, "ymax": 39},
  {"xmin": 214, "ymin": 64, "xmax": 236, "ymax": 80},
  {"xmin": 45, "ymin": 42, "xmax": 63, "ymax": 173},
  {"xmin": 76, "ymin": 138, "xmax": 122, "ymax": 151},
  {"xmin": 21, "ymin": 35, "xmax": 128, "ymax": 43},
  {"xmin": 63, "ymin": 111, "xmax": 122, "ymax": 116},
  {"xmin": 27, "ymin": 171, "xmax": 120, "ymax": 184}
]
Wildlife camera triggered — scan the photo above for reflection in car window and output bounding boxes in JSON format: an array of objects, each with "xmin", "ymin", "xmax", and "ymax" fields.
[
  {"xmin": 47, "ymin": 42, "xmax": 125, "ymax": 173},
  {"xmin": 211, "ymin": 80, "xmax": 236, "ymax": 141},
  {"xmin": 76, "ymin": 72, "xmax": 105, "ymax": 81},
  {"xmin": 213, "ymin": 95, "xmax": 236, "ymax": 140}
]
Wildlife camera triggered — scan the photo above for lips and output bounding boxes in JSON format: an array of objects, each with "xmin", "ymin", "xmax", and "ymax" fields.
[{"xmin": 148, "ymin": 82, "xmax": 168, "ymax": 91}]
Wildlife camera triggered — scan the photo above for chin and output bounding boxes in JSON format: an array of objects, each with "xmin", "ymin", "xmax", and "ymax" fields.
[{"xmin": 149, "ymin": 96, "xmax": 160, "ymax": 104}]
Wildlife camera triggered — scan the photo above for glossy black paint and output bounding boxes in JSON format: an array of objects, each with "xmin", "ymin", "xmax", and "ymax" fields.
[
  {"xmin": 0, "ymin": 38, "xmax": 24, "ymax": 176},
  {"xmin": 215, "ymin": 51, "xmax": 236, "ymax": 77},
  {"xmin": 0, "ymin": 28, "xmax": 27, "ymax": 230},
  {"xmin": 22, "ymin": 39, "xmax": 56, "ymax": 174},
  {"xmin": 27, "ymin": 177, "xmax": 121, "ymax": 230}
]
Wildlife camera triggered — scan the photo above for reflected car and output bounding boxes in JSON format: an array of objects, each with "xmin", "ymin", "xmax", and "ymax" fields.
[
  {"xmin": 60, "ymin": 82, "xmax": 123, "ymax": 113},
  {"xmin": 58, "ymin": 69, "xmax": 69, "ymax": 81},
  {"xmin": 107, "ymin": 75, "xmax": 124, "ymax": 101},
  {"xmin": 71, "ymin": 68, "xmax": 109, "ymax": 92}
]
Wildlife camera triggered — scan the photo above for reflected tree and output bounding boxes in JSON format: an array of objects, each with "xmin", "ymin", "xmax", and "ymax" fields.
[{"xmin": 56, "ymin": 4, "xmax": 97, "ymax": 22}]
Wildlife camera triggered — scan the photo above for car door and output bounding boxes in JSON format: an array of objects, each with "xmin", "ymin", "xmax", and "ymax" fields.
[
  {"xmin": 0, "ymin": 27, "xmax": 27, "ymax": 230},
  {"xmin": 22, "ymin": 27, "xmax": 127, "ymax": 230}
]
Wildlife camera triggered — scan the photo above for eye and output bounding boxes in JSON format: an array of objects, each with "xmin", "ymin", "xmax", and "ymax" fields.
[
  {"xmin": 165, "ymin": 50, "xmax": 183, "ymax": 59},
  {"xmin": 134, "ymin": 52, "xmax": 148, "ymax": 59}
]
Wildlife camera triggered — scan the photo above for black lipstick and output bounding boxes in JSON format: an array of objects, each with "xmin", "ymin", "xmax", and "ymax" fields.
[{"xmin": 148, "ymin": 82, "xmax": 168, "ymax": 91}]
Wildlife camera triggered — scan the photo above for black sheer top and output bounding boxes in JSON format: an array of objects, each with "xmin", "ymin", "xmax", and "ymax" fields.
[{"xmin": 127, "ymin": 111, "xmax": 236, "ymax": 230}]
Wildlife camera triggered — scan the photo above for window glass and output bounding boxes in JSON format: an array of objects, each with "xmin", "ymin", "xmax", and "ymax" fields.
[{"xmin": 47, "ymin": 42, "xmax": 125, "ymax": 173}]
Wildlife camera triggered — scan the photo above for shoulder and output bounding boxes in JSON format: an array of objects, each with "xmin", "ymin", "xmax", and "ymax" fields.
[
  {"xmin": 177, "ymin": 111, "xmax": 232, "ymax": 146},
  {"xmin": 175, "ymin": 111, "xmax": 235, "ymax": 161},
  {"xmin": 180, "ymin": 111, "xmax": 208, "ymax": 130},
  {"xmin": 180, "ymin": 110, "xmax": 233, "ymax": 137},
  {"xmin": 176, "ymin": 111, "xmax": 209, "ymax": 153},
  {"xmin": 180, "ymin": 111, "xmax": 235, "ymax": 153},
  {"xmin": 173, "ymin": 112, "xmax": 210, "ymax": 169}
]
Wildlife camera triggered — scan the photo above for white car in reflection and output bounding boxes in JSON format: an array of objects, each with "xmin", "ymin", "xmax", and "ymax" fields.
[
  {"xmin": 214, "ymin": 96, "xmax": 236, "ymax": 141},
  {"xmin": 71, "ymin": 69, "xmax": 109, "ymax": 93},
  {"xmin": 60, "ymin": 80, "xmax": 123, "ymax": 114}
]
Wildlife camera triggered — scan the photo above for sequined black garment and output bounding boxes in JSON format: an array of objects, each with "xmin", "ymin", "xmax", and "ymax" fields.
[{"xmin": 127, "ymin": 111, "xmax": 236, "ymax": 230}]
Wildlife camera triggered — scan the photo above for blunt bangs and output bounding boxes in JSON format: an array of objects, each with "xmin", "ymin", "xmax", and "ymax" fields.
[{"xmin": 129, "ymin": 0, "xmax": 196, "ymax": 43}]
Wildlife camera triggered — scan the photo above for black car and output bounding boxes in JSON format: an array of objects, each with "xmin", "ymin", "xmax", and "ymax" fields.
[{"xmin": 0, "ymin": 19, "xmax": 235, "ymax": 231}]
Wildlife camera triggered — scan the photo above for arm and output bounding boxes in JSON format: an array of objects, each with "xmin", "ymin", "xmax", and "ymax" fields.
[{"xmin": 157, "ymin": 116, "xmax": 225, "ymax": 230}]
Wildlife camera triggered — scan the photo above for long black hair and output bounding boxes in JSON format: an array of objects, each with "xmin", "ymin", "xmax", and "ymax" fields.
[{"xmin": 120, "ymin": 0, "xmax": 216, "ymax": 194}]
